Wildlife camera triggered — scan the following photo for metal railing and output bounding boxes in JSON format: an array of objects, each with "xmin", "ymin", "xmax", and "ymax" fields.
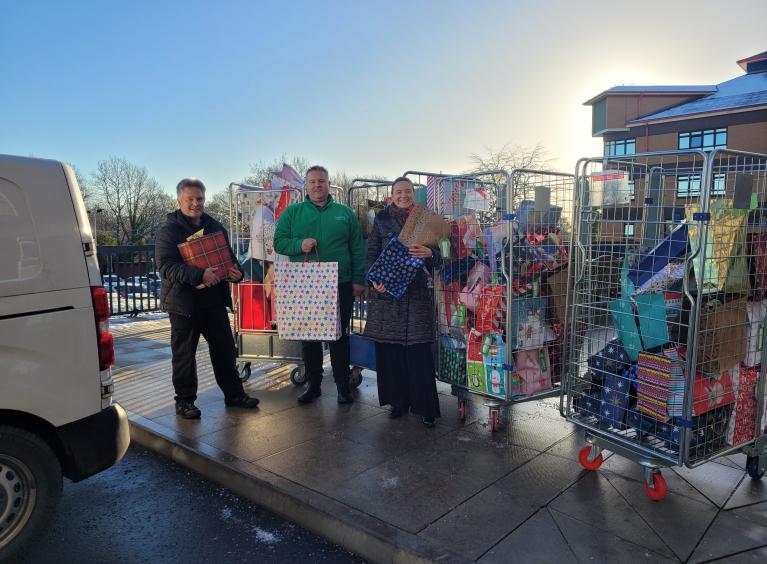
[{"xmin": 97, "ymin": 245, "xmax": 161, "ymax": 316}]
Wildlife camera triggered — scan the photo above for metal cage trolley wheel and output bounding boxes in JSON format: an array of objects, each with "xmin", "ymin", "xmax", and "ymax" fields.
[
  {"xmin": 228, "ymin": 183, "xmax": 306, "ymax": 387},
  {"xmin": 561, "ymin": 149, "xmax": 767, "ymax": 501},
  {"xmin": 404, "ymin": 168, "xmax": 575, "ymax": 432}
]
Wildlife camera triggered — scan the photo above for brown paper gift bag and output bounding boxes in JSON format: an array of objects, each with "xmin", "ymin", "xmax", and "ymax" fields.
[
  {"xmin": 398, "ymin": 204, "xmax": 451, "ymax": 247},
  {"xmin": 697, "ymin": 298, "xmax": 747, "ymax": 374}
]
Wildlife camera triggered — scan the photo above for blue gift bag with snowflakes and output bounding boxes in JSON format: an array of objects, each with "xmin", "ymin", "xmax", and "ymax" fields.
[{"xmin": 367, "ymin": 236, "xmax": 426, "ymax": 300}]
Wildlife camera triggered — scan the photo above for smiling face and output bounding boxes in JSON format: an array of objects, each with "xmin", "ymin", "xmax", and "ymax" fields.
[
  {"xmin": 178, "ymin": 187, "xmax": 205, "ymax": 223},
  {"xmin": 306, "ymin": 169, "xmax": 330, "ymax": 205},
  {"xmin": 391, "ymin": 180, "xmax": 415, "ymax": 209}
]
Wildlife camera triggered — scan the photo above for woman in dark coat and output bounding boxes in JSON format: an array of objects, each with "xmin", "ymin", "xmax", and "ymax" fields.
[{"xmin": 364, "ymin": 177, "xmax": 441, "ymax": 427}]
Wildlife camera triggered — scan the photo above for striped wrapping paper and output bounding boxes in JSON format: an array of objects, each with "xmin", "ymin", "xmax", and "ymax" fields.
[
  {"xmin": 426, "ymin": 176, "xmax": 437, "ymax": 211},
  {"xmin": 637, "ymin": 351, "xmax": 676, "ymax": 421}
]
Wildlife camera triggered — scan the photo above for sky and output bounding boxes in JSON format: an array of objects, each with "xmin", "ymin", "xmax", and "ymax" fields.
[{"xmin": 2, "ymin": 0, "xmax": 766, "ymax": 196}]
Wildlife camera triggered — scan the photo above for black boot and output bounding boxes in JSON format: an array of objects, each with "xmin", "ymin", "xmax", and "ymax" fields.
[
  {"xmin": 298, "ymin": 385, "xmax": 322, "ymax": 404},
  {"xmin": 176, "ymin": 400, "xmax": 201, "ymax": 419}
]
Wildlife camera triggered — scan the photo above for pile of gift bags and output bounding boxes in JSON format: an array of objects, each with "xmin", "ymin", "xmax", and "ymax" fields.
[
  {"xmin": 573, "ymin": 195, "xmax": 767, "ymax": 457},
  {"xmin": 436, "ymin": 198, "xmax": 569, "ymax": 398}
]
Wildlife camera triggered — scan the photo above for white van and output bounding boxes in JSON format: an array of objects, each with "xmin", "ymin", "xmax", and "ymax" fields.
[{"xmin": 0, "ymin": 155, "xmax": 130, "ymax": 559}]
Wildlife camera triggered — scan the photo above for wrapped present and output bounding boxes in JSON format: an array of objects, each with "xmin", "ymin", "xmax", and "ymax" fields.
[
  {"xmin": 350, "ymin": 334, "xmax": 376, "ymax": 370},
  {"xmin": 515, "ymin": 347, "xmax": 552, "ymax": 396},
  {"xmin": 626, "ymin": 223, "xmax": 688, "ymax": 289},
  {"xmin": 236, "ymin": 282, "xmax": 271, "ymax": 331},
  {"xmin": 177, "ymin": 230, "xmax": 235, "ymax": 279},
  {"xmin": 546, "ymin": 268, "xmax": 570, "ymax": 325},
  {"xmin": 598, "ymin": 368, "xmax": 635, "ymax": 429},
  {"xmin": 726, "ymin": 364, "xmax": 760, "ymax": 446},
  {"xmin": 476, "ymin": 285, "xmax": 507, "ymax": 333},
  {"xmin": 634, "ymin": 261, "xmax": 686, "ymax": 296},
  {"xmin": 438, "ymin": 337, "xmax": 467, "ymax": 386},
  {"xmin": 367, "ymin": 236, "xmax": 425, "ymax": 300},
  {"xmin": 511, "ymin": 297, "xmax": 552, "ymax": 350},
  {"xmin": 588, "ymin": 338, "xmax": 631, "ymax": 388},
  {"xmin": 744, "ymin": 301, "xmax": 767, "ymax": 367},
  {"xmin": 660, "ymin": 406, "xmax": 732, "ymax": 456},
  {"xmin": 482, "ymin": 333, "xmax": 508, "ymax": 398},
  {"xmin": 274, "ymin": 259, "xmax": 341, "ymax": 341},
  {"xmin": 573, "ymin": 388, "xmax": 601, "ymax": 419},
  {"xmin": 459, "ymin": 262, "xmax": 491, "ymax": 312},
  {"xmin": 523, "ymin": 228, "xmax": 568, "ymax": 271},
  {"xmin": 687, "ymin": 200, "xmax": 750, "ymax": 295},
  {"xmin": 398, "ymin": 204, "xmax": 451, "ymax": 247},
  {"xmin": 450, "ymin": 215, "xmax": 480, "ymax": 259},
  {"xmin": 589, "ymin": 170, "xmax": 631, "ymax": 207},
  {"xmin": 466, "ymin": 329, "xmax": 487, "ymax": 393}
]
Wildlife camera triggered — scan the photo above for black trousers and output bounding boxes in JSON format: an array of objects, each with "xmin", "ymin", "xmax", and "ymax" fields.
[
  {"xmin": 302, "ymin": 282, "xmax": 354, "ymax": 392},
  {"xmin": 375, "ymin": 341, "xmax": 441, "ymax": 418},
  {"xmin": 169, "ymin": 307, "xmax": 245, "ymax": 403}
]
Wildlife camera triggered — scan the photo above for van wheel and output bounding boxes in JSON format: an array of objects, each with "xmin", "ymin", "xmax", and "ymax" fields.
[{"xmin": 0, "ymin": 426, "xmax": 63, "ymax": 560}]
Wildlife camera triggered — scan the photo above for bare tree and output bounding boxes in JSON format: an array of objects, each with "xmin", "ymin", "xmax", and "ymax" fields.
[
  {"xmin": 90, "ymin": 157, "xmax": 171, "ymax": 244},
  {"xmin": 204, "ymin": 190, "xmax": 232, "ymax": 232},
  {"xmin": 468, "ymin": 142, "xmax": 552, "ymax": 173}
]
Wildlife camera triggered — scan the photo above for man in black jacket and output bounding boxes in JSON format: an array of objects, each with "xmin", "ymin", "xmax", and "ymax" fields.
[{"xmin": 155, "ymin": 177, "xmax": 260, "ymax": 419}]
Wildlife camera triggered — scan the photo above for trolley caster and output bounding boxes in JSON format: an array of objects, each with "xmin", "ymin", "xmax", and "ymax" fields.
[
  {"xmin": 747, "ymin": 456, "xmax": 765, "ymax": 480},
  {"xmin": 489, "ymin": 408, "xmax": 501, "ymax": 432},
  {"xmin": 239, "ymin": 362, "xmax": 252, "ymax": 383},
  {"xmin": 457, "ymin": 398, "xmax": 468, "ymax": 422},
  {"xmin": 350, "ymin": 366, "xmax": 363, "ymax": 389},
  {"xmin": 644, "ymin": 469, "xmax": 668, "ymax": 501},
  {"xmin": 578, "ymin": 445, "xmax": 604, "ymax": 471},
  {"xmin": 290, "ymin": 366, "xmax": 306, "ymax": 387}
]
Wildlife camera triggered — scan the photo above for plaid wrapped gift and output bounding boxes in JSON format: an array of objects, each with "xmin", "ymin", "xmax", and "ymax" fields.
[
  {"xmin": 274, "ymin": 260, "xmax": 341, "ymax": 341},
  {"xmin": 367, "ymin": 236, "xmax": 425, "ymax": 300},
  {"xmin": 177, "ymin": 231, "xmax": 235, "ymax": 279}
]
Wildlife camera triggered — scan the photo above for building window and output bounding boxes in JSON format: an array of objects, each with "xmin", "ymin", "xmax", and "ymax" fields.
[
  {"xmin": 676, "ymin": 173, "xmax": 726, "ymax": 197},
  {"xmin": 604, "ymin": 138, "xmax": 636, "ymax": 157},
  {"xmin": 679, "ymin": 128, "xmax": 727, "ymax": 150},
  {"xmin": 628, "ymin": 180, "xmax": 635, "ymax": 199},
  {"xmin": 624, "ymin": 224, "xmax": 635, "ymax": 237}
]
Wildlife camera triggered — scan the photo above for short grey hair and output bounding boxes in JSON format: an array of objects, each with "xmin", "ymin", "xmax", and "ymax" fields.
[
  {"xmin": 176, "ymin": 177, "xmax": 206, "ymax": 197},
  {"xmin": 305, "ymin": 165, "xmax": 329, "ymax": 180}
]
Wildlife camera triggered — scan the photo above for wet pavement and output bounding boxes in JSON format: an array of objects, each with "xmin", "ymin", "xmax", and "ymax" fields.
[
  {"xmin": 14, "ymin": 444, "xmax": 365, "ymax": 564},
  {"xmin": 110, "ymin": 315, "xmax": 767, "ymax": 563}
]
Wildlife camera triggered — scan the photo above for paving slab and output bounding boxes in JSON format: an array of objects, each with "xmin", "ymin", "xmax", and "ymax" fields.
[
  {"xmin": 111, "ymin": 316, "xmax": 767, "ymax": 564},
  {"xmin": 420, "ymin": 453, "xmax": 584, "ymax": 560}
]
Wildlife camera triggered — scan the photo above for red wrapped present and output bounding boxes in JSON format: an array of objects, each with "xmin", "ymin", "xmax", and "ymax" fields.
[
  {"xmin": 177, "ymin": 231, "xmax": 235, "ymax": 279},
  {"xmin": 726, "ymin": 364, "xmax": 760, "ymax": 446},
  {"xmin": 236, "ymin": 282, "xmax": 271, "ymax": 331}
]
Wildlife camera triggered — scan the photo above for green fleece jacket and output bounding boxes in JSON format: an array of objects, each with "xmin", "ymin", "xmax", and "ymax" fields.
[{"xmin": 273, "ymin": 196, "xmax": 366, "ymax": 285}]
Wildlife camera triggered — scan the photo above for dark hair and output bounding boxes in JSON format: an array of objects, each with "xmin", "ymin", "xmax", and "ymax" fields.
[
  {"xmin": 305, "ymin": 165, "xmax": 329, "ymax": 180},
  {"xmin": 176, "ymin": 177, "xmax": 206, "ymax": 197},
  {"xmin": 391, "ymin": 176, "xmax": 414, "ymax": 190}
]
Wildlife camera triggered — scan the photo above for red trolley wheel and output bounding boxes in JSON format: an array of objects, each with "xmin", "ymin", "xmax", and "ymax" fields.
[
  {"xmin": 457, "ymin": 399, "xmax": 468, "ymax": 422},
  {"xmin": 490, "ymin": 409, "xmax": 501, "ymax": 432},
  {"xmin": 578, "ymin": 445, "xmax": 604, "ymax": 471},
  {"xmin": 644, "ymin": 471, "xmax": 667, "ymax": 501}
]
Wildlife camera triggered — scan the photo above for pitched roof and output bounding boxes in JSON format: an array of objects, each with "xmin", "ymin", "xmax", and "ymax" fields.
[
  {"xmin": 583, "ymin": 85, "xmax": 715, "ymax": 106},
  {"xmin": 627, "ymin": 71, "xmax": 767, "ymax": 124}
]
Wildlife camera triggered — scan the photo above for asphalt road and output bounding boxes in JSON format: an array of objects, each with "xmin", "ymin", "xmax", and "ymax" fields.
[{"xmin": 13, "ymin": 445, "xmax": 367, "ymax": 564}]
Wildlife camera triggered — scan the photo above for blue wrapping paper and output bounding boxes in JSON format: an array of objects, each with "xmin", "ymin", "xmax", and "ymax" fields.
[{"xmin": 367, "ymin": 236, "xmax": 425, "ymax": 300}]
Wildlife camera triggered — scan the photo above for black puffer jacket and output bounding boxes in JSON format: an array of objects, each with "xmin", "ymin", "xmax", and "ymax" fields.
[
  {"xmin": 155, "ymin": 211, "xmax": 237, "ymax": 317},
  {"xmin": 363, "ymin": 206, "xmax": 440, "ymax": 346}
]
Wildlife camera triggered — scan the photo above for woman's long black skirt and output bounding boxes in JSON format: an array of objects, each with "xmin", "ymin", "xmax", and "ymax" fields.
[{"xmin": 375, "ymin": 341, "xmax": 441, "ymax": 418}]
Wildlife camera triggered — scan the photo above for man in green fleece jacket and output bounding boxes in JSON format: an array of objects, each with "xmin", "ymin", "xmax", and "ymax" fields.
[{"xmin": 274, "ymin": 165, "xmax": 366, "ymax": 405}]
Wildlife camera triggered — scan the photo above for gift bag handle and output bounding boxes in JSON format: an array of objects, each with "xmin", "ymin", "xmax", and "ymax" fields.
[{"xmin": 303, "ymin": 245, "xmax": 321, "ymax": 263}]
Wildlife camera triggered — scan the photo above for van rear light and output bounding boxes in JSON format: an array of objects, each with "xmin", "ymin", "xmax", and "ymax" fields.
[
  {"xmin": 91, "ymin": 286, "xmax": 115, "ymax": 370},
  {"xmin": 99, "ymin": 331, "xmax": 115, "ymax": 370}
]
